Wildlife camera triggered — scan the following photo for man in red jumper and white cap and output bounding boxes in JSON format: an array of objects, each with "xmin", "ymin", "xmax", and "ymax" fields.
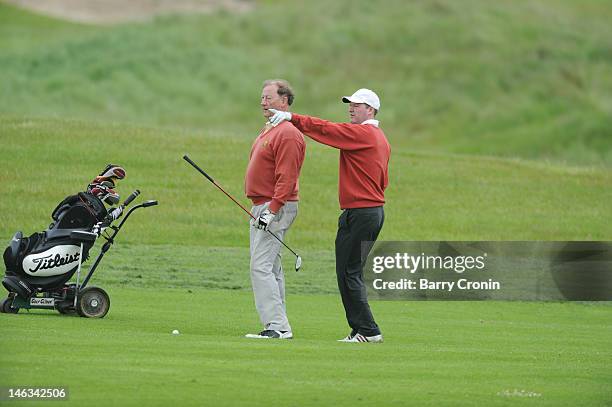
[
  {"xmin": 269, "ymin": 88, "xmax": 390, "ymax": 343},
  {"xmin": 244, "ymin": 79, "xmax": 306, "ymax": 340}
]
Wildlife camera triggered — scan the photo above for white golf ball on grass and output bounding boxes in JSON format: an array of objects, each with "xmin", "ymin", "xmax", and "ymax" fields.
[{"xmin": 172, "ymin": 329, "xmax": 180, "ymax": 335}]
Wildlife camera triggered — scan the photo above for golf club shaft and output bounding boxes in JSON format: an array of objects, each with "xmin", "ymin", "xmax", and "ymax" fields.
[{"xmin": 183, "ymin": 155, "xmax": 300, "ymax": 258}]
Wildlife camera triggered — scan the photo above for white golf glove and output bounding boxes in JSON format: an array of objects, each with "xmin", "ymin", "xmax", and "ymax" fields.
[
  {"xmin": 255, "ymin": 209, "xmax": 276, "ymax": 231},
  {"xmin": 268, "ymin": 109, "xmax": 292, "ymax": 127}
]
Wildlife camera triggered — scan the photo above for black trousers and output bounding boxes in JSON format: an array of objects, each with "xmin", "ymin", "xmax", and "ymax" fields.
[{"xmin": 335, "ymin": 206, "xmax": 384, "ymax": 336}]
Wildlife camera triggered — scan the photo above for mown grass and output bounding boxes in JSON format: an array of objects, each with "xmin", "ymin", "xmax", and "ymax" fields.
[
  {"xmin": 92, "ymin": 244, "xmax": 337, "ymax": 294},
  {"xmin": 1, "ymin": 290, "xmax": 611, "ymax": 406},
  {"xmin": 1, "ymin": 0, "xmax": 611, "ymax": 165},
  {"xmin": 0, "ymin": 116, "xmax": 609, "ymax": 406},
  {"xmin": 1, "ymin": 117, "xmax": 611, "ymax": 250}
]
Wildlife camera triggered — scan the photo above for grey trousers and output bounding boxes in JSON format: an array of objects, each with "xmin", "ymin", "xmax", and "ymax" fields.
[{"xmin": 249, "ymin": 201, "xmax": 298, "ymax": 332}]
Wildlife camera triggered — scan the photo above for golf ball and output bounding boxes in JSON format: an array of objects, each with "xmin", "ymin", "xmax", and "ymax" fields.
[{"xmin": 172, "ymin": 329, "xmax": 180, "ymax": 335}]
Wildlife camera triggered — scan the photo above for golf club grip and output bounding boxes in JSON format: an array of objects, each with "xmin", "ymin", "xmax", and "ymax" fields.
[
  {"xmin": 123, "ymin": 190, "xmax": 140, "ymax": 207},
  {"xmin": 183, "ymin": 155, "xmax": 215, "ymax": 184}
]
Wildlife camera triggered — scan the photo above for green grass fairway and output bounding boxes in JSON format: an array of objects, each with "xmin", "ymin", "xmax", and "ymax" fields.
[
  {"xmin": 0, "ymin": 112, "xmax": 611, "ymax": 406},
  {"xmin": 1, "ymin": 0, "xmax": 612, "ymax": 405},
  {"xmin": 1, "ymin": 117, "xmax": 610, "ymax": 246},
  {"xmin": 2, "ymin": 289, "xmax": 611, "ymax": 406}
]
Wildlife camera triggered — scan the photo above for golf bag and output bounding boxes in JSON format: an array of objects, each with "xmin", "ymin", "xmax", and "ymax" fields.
[
  {"xmin": 1, "ymin": 164, "xmax": 159, "ymax": 318},
  {"xmin": 2, "ymin": 191, "xmax": 110, "ymax": 300}
]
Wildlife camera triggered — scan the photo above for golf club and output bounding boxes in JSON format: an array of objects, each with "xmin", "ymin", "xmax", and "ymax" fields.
[{"xmin": 183, "ymin": 155, "xmax": 302, "ymax": 272}]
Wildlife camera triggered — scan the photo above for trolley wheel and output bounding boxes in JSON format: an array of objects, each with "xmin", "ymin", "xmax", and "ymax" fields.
[
  {"xmin": 1, "ymin": 296, "xmax": 19, "ymax": 314},
  {"xmin": 76, "ymin": 287, "xmax": 110, "ymax": 318}
]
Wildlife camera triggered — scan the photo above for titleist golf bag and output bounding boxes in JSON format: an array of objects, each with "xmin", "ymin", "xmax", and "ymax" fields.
[
  {"xmin": 0, "ymin": 164, "xmax": 159, "ymax": 318},
  {"xmin": 2, "ymin": 190, "xmax": 114, "ymax": 300}
]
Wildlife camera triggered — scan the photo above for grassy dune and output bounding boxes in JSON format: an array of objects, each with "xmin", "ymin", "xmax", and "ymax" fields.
[{"xmin": 1, "ymin": 0, "xmax": 612, "ymax": 165}]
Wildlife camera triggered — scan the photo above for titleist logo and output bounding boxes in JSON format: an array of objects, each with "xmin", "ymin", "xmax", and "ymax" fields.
[{"xmin": 28, "ymin": 252, "xmax": 80, "ymax": 273}]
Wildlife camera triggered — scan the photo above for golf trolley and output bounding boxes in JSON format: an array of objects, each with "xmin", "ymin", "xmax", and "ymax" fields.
[{"xmin": 1, "ymin": 190, "xmax": 158, "ymax": 318}]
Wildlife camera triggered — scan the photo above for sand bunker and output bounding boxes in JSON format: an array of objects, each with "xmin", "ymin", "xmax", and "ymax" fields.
[{"xmin": 4, "ymin": 0, "xmax": 254, "ymax": 24}]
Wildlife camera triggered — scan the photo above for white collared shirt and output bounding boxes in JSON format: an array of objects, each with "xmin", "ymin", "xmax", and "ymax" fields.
[{"xmin": 361, "ymin": 119, "xmax": 379, "ymax": 127}]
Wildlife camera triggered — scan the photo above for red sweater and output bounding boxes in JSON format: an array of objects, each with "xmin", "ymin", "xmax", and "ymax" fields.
[
  {"xmin": 291, "ymin": 114, "xmax": 390, "ymax": 209},
  {"xmin": 245, "ymin": 122, "xmax": 306, "ymax": 213}
]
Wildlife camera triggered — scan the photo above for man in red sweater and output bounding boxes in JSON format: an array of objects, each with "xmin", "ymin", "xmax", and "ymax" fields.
[
  {"xmin": 269, "ymin": 88, "xmax": 390, "ymax": 343},
  {"xmin": 244, "ymin": 79, "xmax": 306, "ymax": 340}
]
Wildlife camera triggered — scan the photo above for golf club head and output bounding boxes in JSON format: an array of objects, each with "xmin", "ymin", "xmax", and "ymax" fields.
[{"xmin": 295, "ymin": 255, "xmax": 302, "ymax": 272}]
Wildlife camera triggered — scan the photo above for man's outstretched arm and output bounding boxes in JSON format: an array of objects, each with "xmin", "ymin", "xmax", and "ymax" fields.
[{"xmin": 268, "ymin": 109, "xmax": 374, "ymax": 151}]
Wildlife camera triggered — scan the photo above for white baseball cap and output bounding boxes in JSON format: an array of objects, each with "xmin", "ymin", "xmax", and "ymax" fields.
[{"xmin": 342, "ymin": 88, "xmax": 380, "ymax": 110}]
